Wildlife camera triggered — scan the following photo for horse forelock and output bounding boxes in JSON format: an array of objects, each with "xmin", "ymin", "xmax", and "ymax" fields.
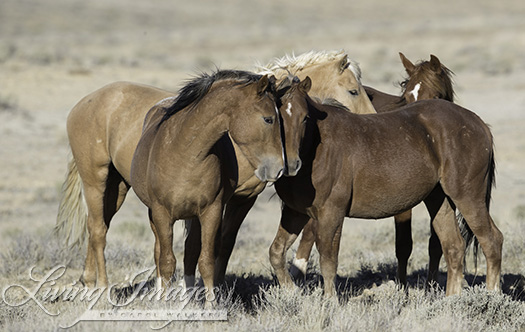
[
  {"xmin": 256, "ymin": 50, "xmax": 362, "ymax": 83},
  {"xmin": 160, "ymin": 70, "xmax": 264, "ymax": 125}
]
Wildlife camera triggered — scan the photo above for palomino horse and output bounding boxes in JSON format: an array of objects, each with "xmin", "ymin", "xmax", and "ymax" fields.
[
  {"xmin": 129, "ymin": 70, "xmax": 308, "ymax": 292},
  {"xmin": 55, "ymin": 50, "xmax": 373, "ymax": 288},
  {"xmin": 270, "ymin": 77, "xmax": 502, "ymax": 297},
  {"xmin": 291, "ymin": 53, "xmax": 458, "ymax": 287},
  {"xmin": 182, "ymin": 50, "xmax": 376, "ymax": 286}
]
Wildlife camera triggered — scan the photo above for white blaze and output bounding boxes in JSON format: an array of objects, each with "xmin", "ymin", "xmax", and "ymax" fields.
[
  {"xmin": 286, "ymin": 102, "xmax": 293, "ymax": 116},
  {"xmin": 410, "ymin": 82, "xmax": 421, "ymax": 101}
]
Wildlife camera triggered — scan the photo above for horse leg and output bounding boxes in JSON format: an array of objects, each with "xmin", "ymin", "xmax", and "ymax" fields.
[
  {"xmin": 394, "ymin": 209, "xmax": 413, "ymax": 287},
  {"xmin": 183, "ymin": 218, "xmax": 200, "ymax": 289},
  {"xmin": 80, "ymin": 163, "xmax": 129, "ymax": 288},
  {"xmin": 149, "ymin": 206, "xmax": 176, "ymax": 288},
  {"xmin": 197, "ymin": 202, "xmax": 223, "ymax": 301},
  {"xmin": 291, "ymin": 218, "xmax": 315, "ymax": 280},
  {"xmin": 427, "ymin": 221, "xmax": 443, "ymax": 286},
  {"xmin": 215, "ymin": 196, "xmax": 257, "ymax": 285},
  {"xmin": 424, "ymin": 187, "xmax": 464, "ymax": 295},
  {"xmin": 451, "ymin": 200, "xmax": 503, "ymax": 291},
  {"xmin": 269, "ymin": 204, "xmax": 310, "ymax": 287},
  {"xmin": 439, "ymin": 152, "xmax": 503, "ymax": 292},
  {"xmin": 315, "ymin": 211, "xmax": 344, "ymax": 297},
  {"xmin": 148, "ymin": 213, "xmax": 162, "ymax": 289}
]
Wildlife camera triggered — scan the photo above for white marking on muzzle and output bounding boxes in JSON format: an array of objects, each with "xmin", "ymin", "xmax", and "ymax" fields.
[{"xmin": 410, "ymin": 82, "xmax": 421, "ymax": 101}]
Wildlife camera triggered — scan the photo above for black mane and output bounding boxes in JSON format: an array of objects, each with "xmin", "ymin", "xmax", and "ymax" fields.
[{"xmin": 159, "ymin": 69, "xmax": 264, "ymax": 125}]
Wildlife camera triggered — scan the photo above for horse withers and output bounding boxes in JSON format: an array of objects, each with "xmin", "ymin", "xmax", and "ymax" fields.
[{"xmin": 270, "ymin": 77, "xmax": 502, "ymax": 297}]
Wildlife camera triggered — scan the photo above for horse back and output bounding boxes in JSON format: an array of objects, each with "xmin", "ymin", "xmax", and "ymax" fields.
[
  {"xmin": 363, "ymin": 85, "xmax": 403, "ymax": 113},
  {"xmin": 308, "ymin": 99, "xmax": 492, "ymax": 219},
  {"xmin": 67, "ymin": 82, "xmax": 173, "ymax": 183}
]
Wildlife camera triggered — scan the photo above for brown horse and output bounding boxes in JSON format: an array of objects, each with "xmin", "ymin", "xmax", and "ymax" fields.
[
  {"xmin": 270, "ymin": 77, "xmax": 502, "ymax": 297},
  {"xmin": 182, "ymin": 50, "xmax": 376, "ymax": 287},
  {"xmin": 129, "ymin": 70, "xmax": 309, "ymax": 293},
  {"xmin": 55, "ymin": 50, "xmax": 373, "ymax": 288},
  {"xmin": 291, "ymin": 53, "xmax": 458, "ymax": 287}
]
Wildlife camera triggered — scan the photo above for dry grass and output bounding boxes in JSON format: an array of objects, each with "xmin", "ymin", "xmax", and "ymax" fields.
[{"xmin": 1, "ymin": 205, "xmax": 524, "ymax": 331}]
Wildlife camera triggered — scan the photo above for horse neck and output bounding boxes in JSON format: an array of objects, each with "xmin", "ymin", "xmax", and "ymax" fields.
[
  {"xmin": 299, "ymin": 96, "xmax": 330, "ymax": 162},
  {"xmin": 364, "ymin": 85, "xmax": 406, "ymax": 113},
  {"xmin": 167, "ymin": 95, "xmax": 232, "ymax": 160}
]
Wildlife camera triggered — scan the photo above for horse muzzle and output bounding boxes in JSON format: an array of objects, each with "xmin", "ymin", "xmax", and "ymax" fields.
[
  {"xmin": 254, "ymin": 157, "xmax": 284, "ymax": 182},
  {"xmin": 284, "ymin": 157, "xmax": 302, "ymax": 177}
]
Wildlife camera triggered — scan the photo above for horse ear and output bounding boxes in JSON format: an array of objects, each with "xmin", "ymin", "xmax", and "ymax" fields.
[
  {"xmin": 429, "ymin": 54, "xmax": 442, "ymax": 72},
  {"xmin": 399, "ymin": 52, "xmax": 415, "ymax": 75},
  {"xmin": 299, "ymin": 76, "xmax": 312, "ymax": 93},
  {"xmin": 257, "ymin": 75, "xmax": 270, "ymax": 95},
  {"xmin": 339, "ymin": 54, "xmax": 349, "ymax": 73}
]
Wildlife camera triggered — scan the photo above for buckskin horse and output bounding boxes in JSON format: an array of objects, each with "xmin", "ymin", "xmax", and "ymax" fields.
[{"xmin": 129, "ymin": 70, "xmax": 313, "ymax": 293}]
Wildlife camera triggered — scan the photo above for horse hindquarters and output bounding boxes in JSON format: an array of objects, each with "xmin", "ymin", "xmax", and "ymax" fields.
[
  {"xmin": 441, "ymin": 154, "xmax": 503, "ymax": 292},
  {"xmin": 435, "ymin": 113, "xmax": 502, "ymax": 292}
]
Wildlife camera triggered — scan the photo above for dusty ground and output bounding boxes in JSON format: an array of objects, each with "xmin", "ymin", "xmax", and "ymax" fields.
[{"xmin": 1, "ymin": 0, "xmax": 524, "ymax": 312}]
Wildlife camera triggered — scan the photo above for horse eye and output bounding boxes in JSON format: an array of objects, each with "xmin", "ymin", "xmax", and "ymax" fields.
[
  {"xmin": 349, "ymin": 89, "xmax": 359, "ymax": 96},
  {"xmin": 302, "ymin": 115, "xmax": 309, "ymax": 123},
  {"xmin": 263, "ymin": 117, "xmax": 274, "ymax": 125}
]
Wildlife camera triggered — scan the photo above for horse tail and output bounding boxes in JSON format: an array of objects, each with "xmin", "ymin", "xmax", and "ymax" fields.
[
  {"xmin": 55, "ymin": 155, "xmax": 88, "ymax": 249},
  {"xmin": 458, "ymin": 212, "xmax": 478, "ymax": 272},
  {"xmin": 459, "ymin": 145, "xmax": 495, "ymax": 272}
]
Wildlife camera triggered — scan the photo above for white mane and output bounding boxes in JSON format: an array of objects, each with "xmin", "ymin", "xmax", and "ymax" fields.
[{"xmin": 255, "ymin": 50, "xmax": 362, "ymax": 83}]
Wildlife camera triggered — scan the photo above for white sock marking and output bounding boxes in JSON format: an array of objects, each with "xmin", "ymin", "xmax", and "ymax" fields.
[{"xmin": 292, "ymin": 257, "xmax": 308, "ymax": 275}]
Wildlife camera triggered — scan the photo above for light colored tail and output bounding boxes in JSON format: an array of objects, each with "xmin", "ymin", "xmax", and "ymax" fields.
[{"xmin": 55, "ymin": 156, "xmax": 88, "ymax": 249}]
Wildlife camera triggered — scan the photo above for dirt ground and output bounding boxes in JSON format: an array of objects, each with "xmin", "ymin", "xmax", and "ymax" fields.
[{"xmin": 1, "ymin": 0, "xmax": 524, "ymax": 288}]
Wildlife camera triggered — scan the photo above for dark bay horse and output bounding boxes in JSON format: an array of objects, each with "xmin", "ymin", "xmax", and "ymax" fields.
[
  {"xmin": 270, "ymin": 78, "xmax": 502, "ymax": 297},
  {"xmin": 129, "ymin": 70, "xmax": 311, "ymax": 293},
  {"xmin": 291, "ymin": 53, "xmax": 458, "ymax": 287}
]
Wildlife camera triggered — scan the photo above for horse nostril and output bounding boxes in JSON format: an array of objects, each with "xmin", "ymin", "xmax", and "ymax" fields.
[{"xmin": 296, "ymin": 159, "xmax": 302, "ymax": 172}]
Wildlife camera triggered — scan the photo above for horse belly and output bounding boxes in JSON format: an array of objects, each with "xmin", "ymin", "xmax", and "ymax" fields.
[{"xmin": 348, "ymin": 166, "xmax": 438, "ymax": 219}]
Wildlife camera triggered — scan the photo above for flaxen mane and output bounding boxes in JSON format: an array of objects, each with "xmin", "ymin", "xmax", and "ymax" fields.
[
  {"xmin": 160, "ymin": 70, "xmax": 265, "ymax": 124},
  {"xmin": 256, "ymin": 50, "xmax": 363, "ymax": 83}
]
